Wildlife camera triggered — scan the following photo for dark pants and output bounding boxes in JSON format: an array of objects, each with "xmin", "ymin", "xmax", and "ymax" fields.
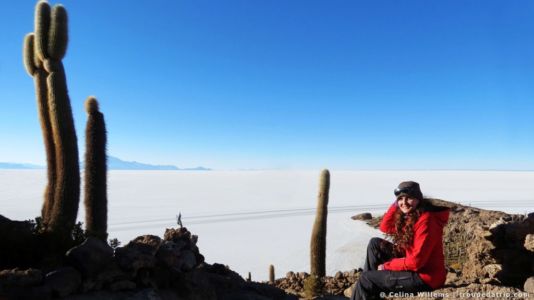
[{"xmin": 351, "ymin": 238, "xmax": 431, "ymax": 300}]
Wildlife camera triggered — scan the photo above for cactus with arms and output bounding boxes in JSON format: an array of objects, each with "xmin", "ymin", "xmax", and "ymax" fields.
[{"xmin": 24, "ymin": 1, "xmax": 80, "ymax": 238}]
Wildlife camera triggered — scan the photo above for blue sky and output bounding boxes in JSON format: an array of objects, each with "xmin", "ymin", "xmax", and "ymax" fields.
[{"xmin": 1, "ymin": 1, "xmax": 534, "ymax": 170}]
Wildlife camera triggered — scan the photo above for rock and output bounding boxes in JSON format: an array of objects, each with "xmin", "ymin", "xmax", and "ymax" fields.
[
  {"xmin": 445, "ymin": 272, "xmax": 459, "ymax": 285},
  {"xmin": 0, "ymin": 269, "xmax": 49, "ymax": 300},
  {"xmin": 286, "ymin": 271, "xmax": 295, "ymax": 279},
  {"xmin": 109, "ymin": 279, "xmax": 136, "ymax": 292},
  {"xmin": 93, "ymin": 262, "xmax": 129, "ymax": 290},
  {"xmin": 351, "ymin": 213, "xmax": 372, "ymax": 221},
  {"xmin": 131, "ymin": 288, "xmax": 163, "ymax": 300},
  {"xmin": 525, "ymin": 234, "xmax": 534, "ymax": 252},
  {"xmin": 0, "ymin": 268, "xmax": 43, "ymax": 287},
  {"xmin": 156, "ymin": 240, "xmax": 184, "ymax": 272},
  {"xmin": 0, "ymin": 215, "xmax": 39, "ymax": 268},
  {"xmin": 161, "ymin": 227, "xmax": 205, "ymax": 269},
  {"xmin": 163, "ymin": 227, "xmax": 192, "ymax": 242},
  {"xmin": 334, "ymin": 271, "xmax": 343, "ymax": 280},
  {"xmin": 156, "ymin": 241, "xmax": 198, "ymax": 272},
  {"xmin": 483, "ymin": 264, "xmax": 502, "ymax": 279},
  {"xmin": 26, "ymin": 285, "xmax": 53, "ymax": 300},
  {"xmin": 181, "ymin": 250, "xmax": 197, "ymax": 271},
  {"xmin": 66, "ymin": 237, "xmax": 114, "ymax": 277},
  {"xmin": 344, "ymin": 283, "xmax": 355, "ymax": 298},
  {"xmin": 44, "ymin": 267, "xmax": 82, "ymax": 297},
  {"xmin": 525, "ymin": 276, "xmax": 534, "ymax": 294},
  {"xmin": 479, "ymin": 277, "xmax": 500, "ymax": 284},
  {"xmin": 115, "ymin": 235, "xmax": 162, "ymax": 274}
]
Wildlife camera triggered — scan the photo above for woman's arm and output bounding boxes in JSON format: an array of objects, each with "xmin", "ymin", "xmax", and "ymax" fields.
[
  {"xmin": 381, "ymin": 215, "xmax": 439, "ymax": 271},
  {"xmin": 379, "ymin": 202, "xmax": 398, "ymax": 234}
]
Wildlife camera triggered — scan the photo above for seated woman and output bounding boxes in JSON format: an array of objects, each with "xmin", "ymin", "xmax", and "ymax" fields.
[{"xmin": 351, "ymin": 181, "xmax": 450, "ymax": 300}]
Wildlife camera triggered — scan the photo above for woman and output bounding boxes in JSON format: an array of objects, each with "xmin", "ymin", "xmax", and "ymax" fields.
[{"xmin": 351, "ymin": 181, "xmax": 450, "ymax": 300}]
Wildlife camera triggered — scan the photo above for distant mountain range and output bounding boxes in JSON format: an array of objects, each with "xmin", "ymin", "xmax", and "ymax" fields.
[
  {"xmin": 0, "ymin": 156, "xmax": 210, "ymax": 171},
  {"xmin": 105, "ymin": 156, "xmax": 210, "ymax": 171},
  {"xmin": 0, "ymin": 162, "xmax": 43, "ymax": 169}
]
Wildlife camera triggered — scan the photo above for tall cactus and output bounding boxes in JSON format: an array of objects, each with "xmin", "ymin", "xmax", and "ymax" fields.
[
  {"xmin": 269, "ymin": 264, "xmax": 275, "ymax": 284},
  {"xmin": 23, "ymin": 32, "xmax": 56, "ymax": 225},
  {"xmin": 310, "ymin": 169, "xmax": 330, "ymax": 277},
  {"xmin": 24, "ymin": 1, "xmax": 80, "ymax": 237},
  {"xmin": 84, "ymin": 97, "xmax": 108, "ymax": 240}
]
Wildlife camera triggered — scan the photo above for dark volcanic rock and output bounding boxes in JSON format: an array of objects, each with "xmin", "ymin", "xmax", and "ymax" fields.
[
  {"xmin": 115, "ymin": 235, "xmax": 162, "ymax": 274},
  {"xmin": 158, "ymin": 227, "xmax": 204, "ymax": 271},
  {"xmin": 66, "ymin": 237, "xmax": 114, "ymax": 277},
  {"xmin": 0, "ymin": 268, "xmax": 43, "ymax": 288},
  {"xmin": 0, "ymin": 215, "xmax": 39, "ymax": 269},
  {"xmin": 44, "ymin": 267, "xmax": 82, "ymax": 297}
]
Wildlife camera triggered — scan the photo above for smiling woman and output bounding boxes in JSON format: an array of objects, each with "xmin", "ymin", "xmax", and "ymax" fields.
[{"xmin": 351, "ymin": 181, "xmax": 451, "ymax": 300}]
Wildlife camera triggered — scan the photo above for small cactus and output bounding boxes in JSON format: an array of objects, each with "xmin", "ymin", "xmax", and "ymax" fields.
[
  {"xmin": 247, "ymin": 272, "xmax": 251, "ymax": 282},
  {"xmin": 84, "ymin": 96, "xmax": 108, "ymax": 240},
  {"xmin": 269, "ymin": 264, "xmax": 275, "ymax": 284},
  {"xmin": 310, "ymin": 169, "xmax": 330, "ymax": 277}
]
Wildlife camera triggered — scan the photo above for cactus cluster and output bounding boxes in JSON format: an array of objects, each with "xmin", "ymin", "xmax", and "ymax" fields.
[
  {"xmin": 23, "ymin": 1, "xmax": 108, "ymax": 242},
  {"xmin": 310, "ymin": 169, "xmax": 330, "ymax": 277}
]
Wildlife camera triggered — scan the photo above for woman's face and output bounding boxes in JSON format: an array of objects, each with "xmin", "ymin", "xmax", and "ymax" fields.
[{"xmin": 397, "ymin": 196, "xmax": 420, "ymax": 214}]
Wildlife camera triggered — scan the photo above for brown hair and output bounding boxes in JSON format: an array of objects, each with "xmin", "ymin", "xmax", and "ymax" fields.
[{"xmin": 387, "ymin": 199, "xmax": 426, "ymax": 256}]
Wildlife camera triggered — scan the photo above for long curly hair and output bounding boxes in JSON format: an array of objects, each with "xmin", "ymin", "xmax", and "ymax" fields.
[{"xmin": 387, "ymin": 199, "xmax": 425, "ymax": 256}]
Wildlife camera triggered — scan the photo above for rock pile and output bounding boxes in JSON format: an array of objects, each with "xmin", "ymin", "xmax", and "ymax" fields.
[{"xmin": 0, "ymin": 226, "xmax": 295, "ymax": 300}]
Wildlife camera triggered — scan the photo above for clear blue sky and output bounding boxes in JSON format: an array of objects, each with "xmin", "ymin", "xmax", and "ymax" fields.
[{"xmin": 1, "ymin": 1, "xmax": 534, "ymax": 170}]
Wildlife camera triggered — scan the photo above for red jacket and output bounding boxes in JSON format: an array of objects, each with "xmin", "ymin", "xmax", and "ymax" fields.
[{"xmin": 379, "ymin": 203, "xmax": 450, "ymax": 289}]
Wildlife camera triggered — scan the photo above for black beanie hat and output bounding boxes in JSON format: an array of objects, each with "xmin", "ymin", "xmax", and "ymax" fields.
[{"xmin": 394, "ymin": 181, "xmax": 423, "ymax": 200}]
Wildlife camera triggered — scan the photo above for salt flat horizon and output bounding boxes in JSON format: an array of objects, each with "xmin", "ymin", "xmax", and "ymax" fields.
[{"xmin": 1, "ymin": 169, "xmax": 533, "ymax": 281}]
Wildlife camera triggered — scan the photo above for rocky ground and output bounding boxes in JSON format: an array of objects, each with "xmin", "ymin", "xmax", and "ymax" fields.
[
  {"xmin": 0, "ymin": 199, "xmax": 532, "ymax": 299},
  {"xmin": 0, "ymin": 225, "xmax": 296, "ymax": 300}
]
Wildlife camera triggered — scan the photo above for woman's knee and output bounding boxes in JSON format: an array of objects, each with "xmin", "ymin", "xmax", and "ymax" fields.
[
  {"xmin": 368, "ymin": 237, "xmax": 383, "ymax": 249},
  {"xmin": 358, "ymin": 271, "xmax": 371, "ymax": 285}
]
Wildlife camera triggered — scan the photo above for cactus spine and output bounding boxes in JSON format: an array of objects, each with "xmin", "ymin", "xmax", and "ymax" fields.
[
  {"xmin": 269, "ymin": 264, "xmax": 275, "ymax": 284},
  {"xmin": 25, "ymin": 1, "xmax": 80, "ymax": 237},
  {"xmin": 310, "ymin": 169, "xmax": 330, "ymax": 277},
  {"xmin": 84, "ymin": 97, "xmax": 108, "ymax": 240}
]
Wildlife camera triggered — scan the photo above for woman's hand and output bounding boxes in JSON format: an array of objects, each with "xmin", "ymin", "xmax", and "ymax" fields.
[{"xmin": 377, "ymin": 264, "xmax": 384, "ymax": 271}]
